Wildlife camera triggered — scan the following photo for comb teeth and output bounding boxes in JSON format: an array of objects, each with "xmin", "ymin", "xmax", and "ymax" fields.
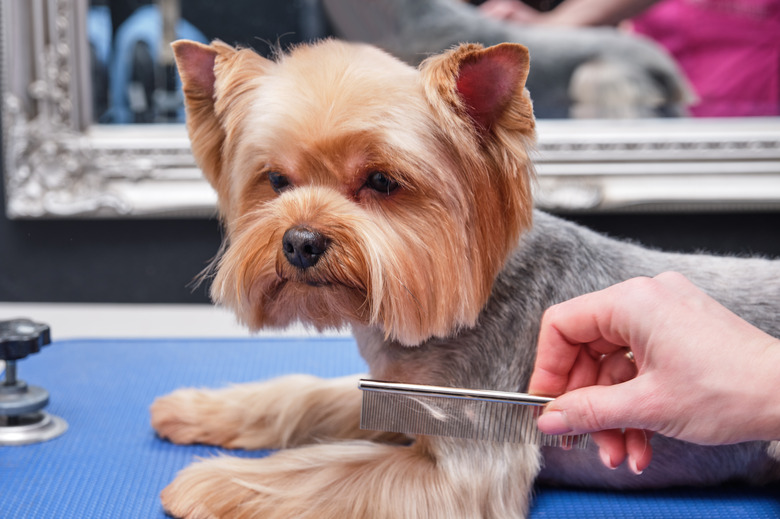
[{"xmin": 359, "ymin": 380, "xmax": 589, "ymax": 448}]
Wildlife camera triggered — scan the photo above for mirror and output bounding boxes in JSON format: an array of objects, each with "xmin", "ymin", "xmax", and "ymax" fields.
[{"xmin": 4, "ymin": 0, "xmax": 780, "ymax": 218}]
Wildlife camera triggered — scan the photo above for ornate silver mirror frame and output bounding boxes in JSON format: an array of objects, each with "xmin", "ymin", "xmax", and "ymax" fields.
[{"xmin": 4, "ymin": 0, "xmax": 780, "ymax": 219}]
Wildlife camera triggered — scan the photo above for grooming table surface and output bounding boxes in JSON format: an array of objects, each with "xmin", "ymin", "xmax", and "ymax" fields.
[{"xmin": 1, "ymin": 338, "xmax": 778, "ymax": 518}]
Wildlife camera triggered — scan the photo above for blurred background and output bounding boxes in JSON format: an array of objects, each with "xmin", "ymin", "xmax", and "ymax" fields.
[{"xmin": 1, "ymin": 0, "xmax": 779, "ymax": 335}]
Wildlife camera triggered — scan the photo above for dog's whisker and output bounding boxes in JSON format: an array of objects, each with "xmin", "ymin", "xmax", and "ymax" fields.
[{"xmin": 396, "ymin": 276, "xmax": 424, "ymax": 329}]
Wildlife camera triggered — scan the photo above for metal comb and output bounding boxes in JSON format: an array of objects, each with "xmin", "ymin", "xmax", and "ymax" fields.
[{"xmin": 359, "ymin": 379, "xmax": 589, "ymax": 448}]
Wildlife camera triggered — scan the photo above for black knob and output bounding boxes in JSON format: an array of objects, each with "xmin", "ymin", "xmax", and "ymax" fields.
[
  {"xmin": 0, "ymin": 318, "xmax": 67, "ymax": 445},
  {"xmin": 0, "ymin": 319, "xmax": 51, "ymax": 361},
  {"xmin": 1, "ymin": 318, "xmax": 52, "ymax": 415}
]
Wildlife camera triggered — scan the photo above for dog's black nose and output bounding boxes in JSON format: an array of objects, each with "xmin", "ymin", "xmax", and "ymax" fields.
[{"xmin": 282, "ymin": 227, "xmax": 329, "ymax": 270}]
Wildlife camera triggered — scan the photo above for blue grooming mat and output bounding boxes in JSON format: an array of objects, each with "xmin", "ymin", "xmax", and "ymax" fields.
[{"xmin": 1, "ymin": 338, "xmax": 778, "ymax": 518}]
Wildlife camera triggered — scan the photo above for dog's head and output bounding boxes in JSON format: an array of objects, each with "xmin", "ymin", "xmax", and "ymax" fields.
[{"xmin": 173, "ymin": 39, "xmax": 535, "ymax": 345}]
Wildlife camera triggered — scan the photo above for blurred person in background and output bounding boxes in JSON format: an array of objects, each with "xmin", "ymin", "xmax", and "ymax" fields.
[{"xmin": 478, "ymin": 0, "xmax": 780, "ymax": 116}]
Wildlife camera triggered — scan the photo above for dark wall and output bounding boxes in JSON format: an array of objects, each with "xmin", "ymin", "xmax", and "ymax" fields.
[
  {"xmin": 0, "ymin": 177, "xmax": 222, "ymax": 303},
  {"xmin": 570, "ymin": 212, "xmax": 780, "ymax": 259}
]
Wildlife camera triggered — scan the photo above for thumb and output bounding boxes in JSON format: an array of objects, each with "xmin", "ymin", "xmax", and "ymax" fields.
[{"xmin": 537, "ymin": 382, "xmax": 645, "ymax": 435}]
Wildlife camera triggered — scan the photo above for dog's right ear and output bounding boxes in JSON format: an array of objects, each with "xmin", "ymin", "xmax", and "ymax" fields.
[
  {"xmin": 172, "ymin": 40, "xmax": 272, "ymax": 204},
  {"xmin": 172, "ymin": 40, "xmax": 225, "ymax": 193}
]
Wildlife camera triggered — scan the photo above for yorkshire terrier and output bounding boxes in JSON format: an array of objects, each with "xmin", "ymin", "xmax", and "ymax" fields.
[{"xmin": 150, "ymin": 39, "xmax": 780, "ymax": 518}]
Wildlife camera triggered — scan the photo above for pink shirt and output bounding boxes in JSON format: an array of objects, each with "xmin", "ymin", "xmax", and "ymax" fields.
[{"xmin": 631, "ymin": 0, "xmax": 780, "ymax": 117}]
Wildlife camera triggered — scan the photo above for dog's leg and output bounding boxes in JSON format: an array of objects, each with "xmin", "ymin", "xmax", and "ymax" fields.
[
  {"xmin": 150, "ymin": 374, "xmax": 405, "ymax": 449},
  {"xmin": 161, "ymin": 437, "xmax": 541, "ymax": 519}
]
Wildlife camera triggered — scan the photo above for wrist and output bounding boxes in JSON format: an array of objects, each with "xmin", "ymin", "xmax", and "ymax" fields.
[
  {"xmin": 745, "ymin": 336, "xmax": 780, "ymax": 442},
  {"xmin": 761, "ymin": 339, "xmax": 780, "ymax": 441}
]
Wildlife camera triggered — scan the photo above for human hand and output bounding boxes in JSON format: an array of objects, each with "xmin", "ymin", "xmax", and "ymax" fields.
[
  {"xmin": 479, "ymin": 0, "xmax": 546, "ymax": 24},
  {"xmin": 530, "ymin": 272, "xmax": 780, "ymax": 474}
]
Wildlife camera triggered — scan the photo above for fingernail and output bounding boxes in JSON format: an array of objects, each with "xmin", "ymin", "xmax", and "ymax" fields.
[
  {"xmin": 628, "ymin": 456, "xmax": 644, "ymax": 475},
  {"xmin": 599, "ymin": 448, "xmax": 618, "ymax": 470},
  {"xmin": 537, "ymin": 411, "xmax": 573, "ymax": 435}
]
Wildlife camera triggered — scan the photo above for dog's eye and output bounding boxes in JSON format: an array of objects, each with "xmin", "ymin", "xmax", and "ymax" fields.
[
  {"xmin": 365, "ymin": 171, "xmax": 399, "ymax": 195},
  {"xmin": 267, "ymin": 171, "xmax": 291, "ymax": 193}
]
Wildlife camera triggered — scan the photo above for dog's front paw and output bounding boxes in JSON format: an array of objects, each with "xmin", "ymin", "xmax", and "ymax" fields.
[
  {"xmin": 150, "ymin": 387, "xmax": 247, "ymax": 447},
  {"xmin": 161, "ymin": 458, "xmax": 259, "ymax": 519},
  {"xmin": 151, "ymin": 375, "xmax": 374, "ymax": 450}
]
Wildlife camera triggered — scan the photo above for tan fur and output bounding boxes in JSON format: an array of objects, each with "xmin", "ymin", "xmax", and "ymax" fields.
[
  {"xmin": 160, "ymin": 438, "xmax": 539, "ymax": 519},
  {"xmin": 155, "ymin": 38, "xmax": 539, "ymax": 518},
  {"xmin": 176, "ymin": 39, "xmax": 535, "ymax": 345},
  {"xmin": 151, "ymin": 375, "xmax": 405, "ymax": 449}
]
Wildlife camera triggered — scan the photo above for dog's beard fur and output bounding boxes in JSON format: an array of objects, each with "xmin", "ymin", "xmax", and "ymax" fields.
[{"xmin": 177, "ymin": 39, "xmax": 536, "ymax": 345}]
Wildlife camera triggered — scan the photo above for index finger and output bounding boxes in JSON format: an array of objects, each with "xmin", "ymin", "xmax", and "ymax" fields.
[{"xmin": 529, "ymin": 285, "xmax": 634, "ymax": 397}]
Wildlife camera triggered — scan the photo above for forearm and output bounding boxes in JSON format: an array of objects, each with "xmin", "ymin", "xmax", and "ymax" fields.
[{"xmin": 540, "ymin": 0, "xmax": 660, "ymax": 27}]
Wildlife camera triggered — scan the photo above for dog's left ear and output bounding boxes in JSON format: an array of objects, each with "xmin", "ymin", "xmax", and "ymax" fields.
[
  {"xmin": 420, "ymin": 43, "xmax": 536, "ymax": 317},
  {"xmin": 420, "ymin": 43, "xmax": 534, "ymax": 138}
]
